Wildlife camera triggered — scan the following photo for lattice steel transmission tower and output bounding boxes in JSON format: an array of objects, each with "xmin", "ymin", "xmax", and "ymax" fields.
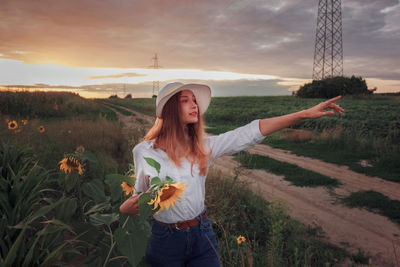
[
  {"xmin": 312, "ymin": 0, "xmax": 343, "ymax": 80},
  {"xmin": 151, "ymin": 53, "xmax": 161, "ymax": 97}
]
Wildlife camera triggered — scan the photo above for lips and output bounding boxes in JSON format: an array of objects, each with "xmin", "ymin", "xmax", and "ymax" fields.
[{"xmin": 189, "ymin": 112, "xmax": 198, "ymax": 117}]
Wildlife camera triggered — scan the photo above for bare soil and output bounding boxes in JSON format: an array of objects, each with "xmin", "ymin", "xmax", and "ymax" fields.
[{"xmin": 111, "ymin": 105, "xmax": 400, "ymax": 266}]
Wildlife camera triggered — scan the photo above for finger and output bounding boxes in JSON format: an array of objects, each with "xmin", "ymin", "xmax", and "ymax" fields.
[
  {"xmin": 327, "ymin": 95, "xmax": 342, "ymax": 103},
  {"xmin": 323, "ymin": 110, "xmax": 334, "ymax": 116},
  {"xmin": 329, "ymin": 103, "xmax": 344, "ymax": 113},
  {"xmin": 332, "ymin": 103, "xmax": 344, "ymax": 113}
]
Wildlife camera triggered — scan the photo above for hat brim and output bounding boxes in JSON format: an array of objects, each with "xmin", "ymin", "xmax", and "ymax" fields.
[{"xmin": 156, "ymin": 83, "xmax": 211, "ymax": 118}]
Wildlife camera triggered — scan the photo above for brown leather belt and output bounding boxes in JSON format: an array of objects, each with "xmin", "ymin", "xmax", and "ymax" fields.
[{"xmin": 155, "ymin": 211, "xmax": 207, "ymax": 230}]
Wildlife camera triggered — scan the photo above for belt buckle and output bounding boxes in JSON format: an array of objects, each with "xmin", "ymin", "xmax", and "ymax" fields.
[{"xmin": 174, "ymin": 223, "xmax": 180, "ymax": 230}]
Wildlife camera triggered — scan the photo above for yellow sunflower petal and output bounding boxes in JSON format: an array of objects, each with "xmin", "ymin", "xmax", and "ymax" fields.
[{"xmin": 151, "ymin": 182, "xmax": 186, "ymax": 214}]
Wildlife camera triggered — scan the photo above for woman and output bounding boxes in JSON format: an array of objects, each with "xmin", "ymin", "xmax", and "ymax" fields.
[{"xmin": 120, "ymin": 82, "xmax": 344, "ymax": 266}]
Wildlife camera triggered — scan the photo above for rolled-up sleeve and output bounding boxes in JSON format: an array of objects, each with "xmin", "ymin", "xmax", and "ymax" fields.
[{"xmin": 207, "ymin": 119, "xmax": 265, "ymax": 160}]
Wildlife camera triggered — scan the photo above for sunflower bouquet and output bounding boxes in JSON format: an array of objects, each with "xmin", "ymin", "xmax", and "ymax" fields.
[{"xmin": 138, "ymin": 157, "xmax": 186, "ymax": 216}]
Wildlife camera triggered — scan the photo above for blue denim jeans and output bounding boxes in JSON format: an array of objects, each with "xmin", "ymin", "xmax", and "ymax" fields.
[{"xmin": 146, "ymin": 216, "xmax": 220, "ymax": 267}]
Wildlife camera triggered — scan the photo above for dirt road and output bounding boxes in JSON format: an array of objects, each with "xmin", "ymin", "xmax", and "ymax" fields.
[{"xmin": 111, "ymin": 105, "xmax": 400, "ymax": 266}]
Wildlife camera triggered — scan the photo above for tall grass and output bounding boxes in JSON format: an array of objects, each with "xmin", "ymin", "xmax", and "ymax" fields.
[
  {"xmin": 1, "ymin": 115, "xmax": 130, "ymax": 173},
  {"xmin": 0, "ymin": 90, "xmax": 117, "ymax": 120}
]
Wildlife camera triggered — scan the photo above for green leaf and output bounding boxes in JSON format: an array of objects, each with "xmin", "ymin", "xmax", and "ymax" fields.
[
  {"xmin": 115, "ymin": 218, "xmax": 151, "ymax": 267},
  {"xmin": 138, "ymin": 193, "xmax": 154, "ymax": 222},
  {"xmin": 81, "ymin": 151, "xmax": 97, "ymax": 163},
  {"xmin": 56, "ymin": 198, "xmax": 77, "ymax": 222},
  {"xmin": 82, "ymin": 180, "xmax": 106, "ymax": 203},
  {"xmin": 65, "ymin": 172, "xmax": 79, "ymax": 193},
  {"xmin": 22, "ymin": 228, "xmax": 40, "ymax": 266},
  {"xmin": 84, "ymin": 202, "xmax": 112, "ymax": 215},
  {"xmin": 89, "ymin": 213, "xmax": 119, "ymax": 226},
  {"xmin": 105, "ymin": 176, "xmax": 124, "ymax": 202},
  {"xmin": 3, "ymin": 224, "xmax": 27, "ymax": 266},
  {"xmin": 105, "ymin": 173, "xmax": 135, "ymax": 186},
  {"xmin": 41, "ymin": 219, "xmax": 75, "ymax": 234},
  {"xmin": 144, "ymin": 157, "xmax": 161, "ymax": 174},
  {"xmin": 150, "ymin": 177, "xmax": 162, "ymax": 186},
  {"xmin": 41, "ymin": 231, "xmax": 87, "ymax": 266},
  {"xmin": 165, "ymin": 176, "xmax": 174, "ymax": 183},
  {"xmin": 26, "ymin": 198, "xmax": 64, "ymax": 225}
]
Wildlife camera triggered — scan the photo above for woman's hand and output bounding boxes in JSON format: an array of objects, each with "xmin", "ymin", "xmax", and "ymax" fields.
[
  {"xmin": 120, "ymin": 193, "xmax": 141, "ymax": 215},
  {"xmin": 303, "ymin": 96, "xmax": 344, "ymax": 119}
]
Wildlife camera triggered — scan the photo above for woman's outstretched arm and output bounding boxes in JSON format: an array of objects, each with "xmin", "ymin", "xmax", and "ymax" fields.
[{"xmin": 259, "ymin": 96, "xmax": 344, "ymax": 136}]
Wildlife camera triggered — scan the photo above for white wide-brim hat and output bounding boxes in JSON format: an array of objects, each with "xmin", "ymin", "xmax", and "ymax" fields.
[{"xmin": 156, "ymin": 82, "xmax": 211, "ymax": 118}]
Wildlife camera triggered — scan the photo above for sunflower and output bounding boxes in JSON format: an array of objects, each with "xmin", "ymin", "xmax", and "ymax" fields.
[
  {"xmin": 121, "ymin": 182, "xmax": 134, "ymax": 196},
  {"xmin": 38, "ymin": 126, "xmax": 45, "ymax": 133},
  {"xmin": 148, "ymin": 182, "xmax": 186, "ymax": 214},
  {"xmin": 8, "ymin": 121, "xmax": 18, "ymax": 130},
  {"xmin": 237, "ymin": 235, "xmax": 246, "ymax": 245},
  {"xmin": 59, "ymin": 157, "xmax": 83, "ymax": 175},
  {"xmin": 21, "ymin": 119, "xmax": 28, "ymax": 125}
]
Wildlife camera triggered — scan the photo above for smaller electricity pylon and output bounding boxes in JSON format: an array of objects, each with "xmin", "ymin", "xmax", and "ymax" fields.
[{"xmin": 150, "ymin": 53, "xmax": 161, "ymax": 98}]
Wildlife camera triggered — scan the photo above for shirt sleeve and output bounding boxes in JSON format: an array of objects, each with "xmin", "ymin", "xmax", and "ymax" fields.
[
  {"xmin": 207, "ymin": 119, "xmax": 265, "ymax": 160},
  {"xmin": 132, "ymin": 144, "xmax": 153, "ymax": 194}
]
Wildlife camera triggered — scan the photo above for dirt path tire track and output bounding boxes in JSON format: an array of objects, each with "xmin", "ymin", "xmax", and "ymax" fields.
[
  {"xmin": 248, "ymin": 145, "xmax": 400, "ymax": 201},
  {"xmin": 110, "ymin": 104, "xmax": 400, "ymax": 266}
]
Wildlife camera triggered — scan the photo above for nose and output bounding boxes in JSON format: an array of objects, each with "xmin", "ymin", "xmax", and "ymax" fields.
[{"xmin": 190, "ymin": 100, "xmax": 197, "ymax": 108}]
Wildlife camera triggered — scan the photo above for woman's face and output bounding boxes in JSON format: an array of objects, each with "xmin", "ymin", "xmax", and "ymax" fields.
[{"xmin": 179, "ymin": 90, "xmax": 198, "ymax": 125}]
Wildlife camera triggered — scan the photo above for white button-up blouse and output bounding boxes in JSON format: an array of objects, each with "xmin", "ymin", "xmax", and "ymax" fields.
[{"xmin": 133, "ymin": 119, "xmax": 265, "ymax": 223}]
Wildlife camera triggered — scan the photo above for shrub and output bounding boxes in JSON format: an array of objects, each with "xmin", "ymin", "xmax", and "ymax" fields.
[{"xmin": 295, "ymin": 76, "xmax": 375, "ymax": 98}]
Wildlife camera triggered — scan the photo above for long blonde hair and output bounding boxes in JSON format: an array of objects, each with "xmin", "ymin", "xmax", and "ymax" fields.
[{"xmin": 144, "ymin": 92, "xmax": 210, "ymax": 176}]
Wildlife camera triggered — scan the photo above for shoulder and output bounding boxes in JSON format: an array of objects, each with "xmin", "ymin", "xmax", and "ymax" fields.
[{"xmin": 133, "ymin": 141, "xmax": 153, "ymax": 156}]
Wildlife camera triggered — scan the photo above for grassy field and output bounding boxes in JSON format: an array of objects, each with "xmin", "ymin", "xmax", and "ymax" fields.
[{"xmin": 0, "ymin": 91, "xmax": 366, "ymax": 266}]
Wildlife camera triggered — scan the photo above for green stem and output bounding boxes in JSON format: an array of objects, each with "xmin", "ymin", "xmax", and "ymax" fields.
[
  {"xmin": 122, "ymin": 216, "xmax": 130, "ymax": 229},
  {"xmin": 103, "ymin": 224, "xmax": 115, "ymax": 267}
]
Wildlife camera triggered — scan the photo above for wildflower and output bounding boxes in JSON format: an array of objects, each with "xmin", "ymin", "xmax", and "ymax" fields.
[
  {"xmin": 54, "ymin": 104, "xmax": 59, "ymax": 110},
  {"xmin": 148, "ymin": 182, "xmax": 186, "ymax": 214},
  {"xmin": 38, "ymin": 126, "xmax": 45, "ymax": 133},
  {"xmin": 237, "ymin": 235, "xmax": 246, "ymax": 245},
  {"xmin": 21, "ymin": 119, "xmax": 28, "ymax": 125},
  {"xmin": 8, "ymin": 121, "xmax": 18, "ymax": 130},
  {"xmin": 59, "ymin": 156, "xmax": 83, "ymax": 175},
  {"xmin": 121, "ymin": 182, "xmax": 134, "ymax": 196}
]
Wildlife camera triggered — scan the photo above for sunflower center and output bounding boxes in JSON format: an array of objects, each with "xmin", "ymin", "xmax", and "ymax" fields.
[
  {"xmin": 160, "ymin": 186, "xmax": 177, "ymax": 202},
  {"xmin": 66, "ymin": 158, "xmax": 79, "ymax": 168}
]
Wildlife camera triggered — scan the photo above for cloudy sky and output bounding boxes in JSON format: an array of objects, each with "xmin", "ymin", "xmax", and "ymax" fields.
[{"xmin": 0, "ymin": 0, "xmax": 399, "ymax": 98}]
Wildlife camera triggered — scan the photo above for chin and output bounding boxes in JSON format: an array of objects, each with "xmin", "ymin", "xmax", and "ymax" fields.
[{"xmin": 186, "ymin": 118, "xmax": 198, "ymax": 124}]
